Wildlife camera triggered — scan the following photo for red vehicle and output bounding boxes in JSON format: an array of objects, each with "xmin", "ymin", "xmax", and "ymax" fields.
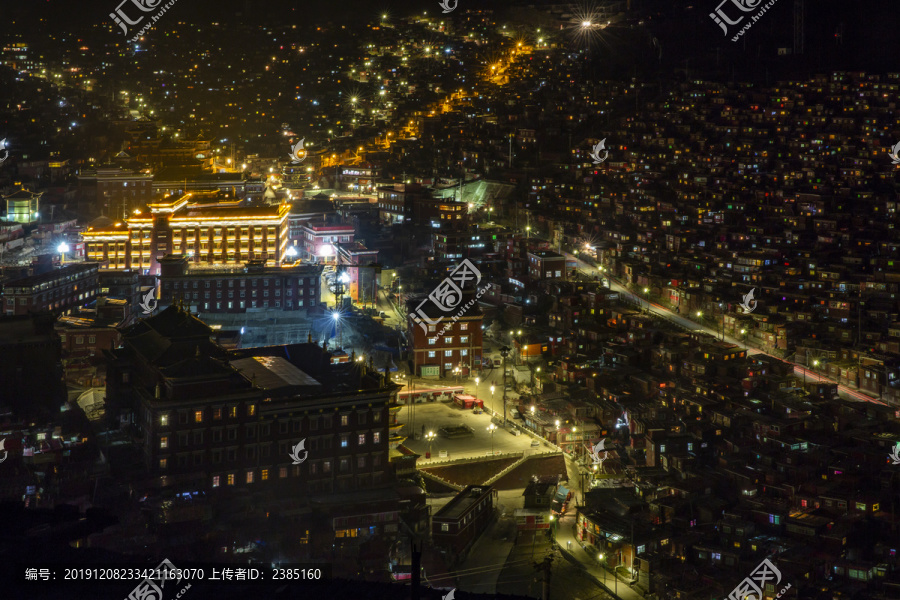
[{"xmin": 452, "ymin": 394, "xmax": 484, "ymax": 410}]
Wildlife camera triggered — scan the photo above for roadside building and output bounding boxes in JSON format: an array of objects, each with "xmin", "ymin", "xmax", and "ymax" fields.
[
  {"xmin": 432, "ymin": 485, "xmax": 496, "ymax": 564},
  {"xmin": 406, "ymin": 294, "xmax": 483, "ymax": 378}
]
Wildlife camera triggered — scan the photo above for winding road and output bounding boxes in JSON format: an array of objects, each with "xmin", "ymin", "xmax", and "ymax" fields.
[{"xmin": 562, "ymin": 252, "xmax": 887, "ymax": 406}]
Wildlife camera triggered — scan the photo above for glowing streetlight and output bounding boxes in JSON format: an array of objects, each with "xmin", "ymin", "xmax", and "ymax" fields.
[
  {"xmin": 582, "ymin": 21, "xmax": 592, "ymax": 27},
  {"xmin": 643, "ymin": 288, "xmax": 649, "ymax": 294},
  {"xmin": 425, "ymin": 430, "xmax": 436, "ymax": 457},
  {"xmin": 285, "ymin": 246, "xmax": 298, "ymax": 259},
  {"xmin": 332, "ymin": 311, "xmax": 343, "ymax": 348},
  {"xmin": 696, "ymin": 311, "xmax": 703, "ymax": 318},
  {"xmin": 57, "ymin": 242, "xmax": 70, "ymax": 265},
  {"xmin": 487, "ymin": 423, "xmax": 497, "ymax": 455},
  {"xmin": 490, "ymin": 385, "xmax": 495, "ymax": 416}
]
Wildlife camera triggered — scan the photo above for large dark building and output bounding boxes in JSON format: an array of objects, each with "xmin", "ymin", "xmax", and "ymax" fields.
[
  {"xmin": 158, "ymin": 255, "xmax": 322, "ymax": 313},
  {"xmin": 0, "ymin": 313, "xmax": 65, "ymax": 419},
  {"xmin": 105, "ymin": 305, "xmax": 399, "ymax": 495},
  {"xmin": 1, "ymin": 262, "xmax": 100, "ymax": 316}
]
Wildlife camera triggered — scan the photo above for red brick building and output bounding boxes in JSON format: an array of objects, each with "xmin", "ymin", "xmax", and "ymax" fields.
[
  {"xmin": 528, "ymin": 250, "xmax": 567, "ymax": 280},
  {"xmin": 2, "ymin": 263, "xmax": 100, "ymax": 316},
  {"xmin": 406, "ymin": 294, "xmax": 483, "ymax": 378}
]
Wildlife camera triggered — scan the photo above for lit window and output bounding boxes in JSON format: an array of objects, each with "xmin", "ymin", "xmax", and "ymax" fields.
[
  {"xmin": 341, "ymin": 435, "xmax": 348, "ymax": 448},
  {"xmin": 160, "ymin": 414, "xmax": 169, "ymax": 426},
  {"xmin": 212, "ymin": 476, "xmax": 220, "ymax": 488},
  {"xmin": 247, "ymin": 471, "xmax": 254, "ymax": 484},
  {"xmin": 358, "ymin": 434, "xmax": 366, "ymax": 445},
  {"xmin": 261, "ymin": 469, "xmax": 269, "ymax": 481},
  {"xmin": 341, "ymin": 415, "xmax": 349, "ymax": 426},
  {"xmin": 279, "ymin": 467, "xmax": 287, "ymax": 478},
  {"xmin": 194, "ymin": 410, "xmax": 203, "ymax": 423},
  {"xmin": 428, "ymin": 351, "xmax": 436, "ymax": 358},
  {"xmin": 160, "ymin": 436, "xmax": 168, "ymax": 449},
  {"xmin": 248, "ymin": 404, "xmax": 256, "ymax": 416},
  {"xmin": 441, "ymin": 523, "xmax": 449, "ymax": 532},
  {"xmin": 373, "ymin": 432, "xmax": 380, "ymax": 443},
  {"xmin": 227, "ymin": 474, "xmax": 235, "ymax": 486},
  {"xmin": 159, "ymin": 458, "xmax": 167, "ymax": 469},
  {"xmin": 229, "ymin": 406, "xmax": 237, "ymax": 418}
]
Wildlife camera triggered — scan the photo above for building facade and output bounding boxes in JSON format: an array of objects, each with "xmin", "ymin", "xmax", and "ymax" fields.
[
  {"xmin": 105, "ymin": 305, "xmax": 400, "ymax": 496},
  {"xmin": 2, "ymin": 262, "xmax": 100, "ymax": 316},
  {"xmin": 158, "ymin": 255, "xmax": 322, "ymax": 313},
  {"xmin": 299, "ymin": 222, "xmax": 355, "ymax": 264},
  {"xmin": 432, "ymin": 485, "xmax": 496, "ymax": 563},
  {"xmin": 3, "ymin": 189, "xmax": 41, "ymax": 224},
  {"xmin": 76, "ymin": 166, "xmax": 154, "ymax": 221},
  {"xmin": 406, "ymin": 295, "xmax": 483, "ymax": 377},
  {"xmin": 82, "ymin": 191, "xmax": 291, "ymax": 275},
  {"xmin": 337, "ymin": 242, "xmax": 378, "ymax": 304},
  {"xmin": 528, "ymin": 250, "xmax": 567, "ymax": 280}
]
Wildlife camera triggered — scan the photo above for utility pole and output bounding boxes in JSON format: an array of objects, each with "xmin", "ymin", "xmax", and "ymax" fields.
[
  {"xmin": 411, "ymin": 537, "xmax": 421, "ymax": 600},
  {"xmin": 535, "ymin": 554, "xmax": 552, "ymax": 600}
]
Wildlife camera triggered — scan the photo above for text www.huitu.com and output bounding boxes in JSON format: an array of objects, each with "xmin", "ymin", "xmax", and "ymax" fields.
[
  {"xmin": 130, "ymin": 0, "xmax": 179, "ymax": 42},
  {"xmin": 731, "ymin": 0, "xmax": 780, "ymax": 42}
]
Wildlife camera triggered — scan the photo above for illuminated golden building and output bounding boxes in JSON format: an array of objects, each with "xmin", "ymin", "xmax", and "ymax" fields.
[{"xmin": 82, "ymin": 191, "xmax": 290, "ymax": 275}]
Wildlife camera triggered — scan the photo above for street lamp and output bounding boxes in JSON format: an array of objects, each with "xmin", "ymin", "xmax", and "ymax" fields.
[
  {"xmin": 57, "ymin": 242, "xmax": 70, "ymax": 265},
  {"xmin": 332, "ymin": 311, "xmax": 342, "ymax": 348},
  {"xmin": 425, "ymin": 430, "xmax": 436, "ymax": 458},
  {"xmin": 499, "ymin": 346, "xmax": 511, "ymax": 426},
  {"xmin": 490, "ymin": 385, "xmax": 496, "ymax": 416},
  {"xmin": 487, "ymin": 423, "xmax": 497, "ymax": 455}
]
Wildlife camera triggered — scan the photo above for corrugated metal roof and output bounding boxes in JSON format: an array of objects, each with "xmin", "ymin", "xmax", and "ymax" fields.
[{"xmin": 229, "ymin": 356, "xmax": 320, "ymax": 390}]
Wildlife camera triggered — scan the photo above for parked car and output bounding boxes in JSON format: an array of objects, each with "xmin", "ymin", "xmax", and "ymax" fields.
[
  {"xmin": 530, "ymin": 439, "xmax": 540, "ymax": 447},
  {"xmin": 493, "ymin": 358, "xmax": 501, "ymax": 366}
]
